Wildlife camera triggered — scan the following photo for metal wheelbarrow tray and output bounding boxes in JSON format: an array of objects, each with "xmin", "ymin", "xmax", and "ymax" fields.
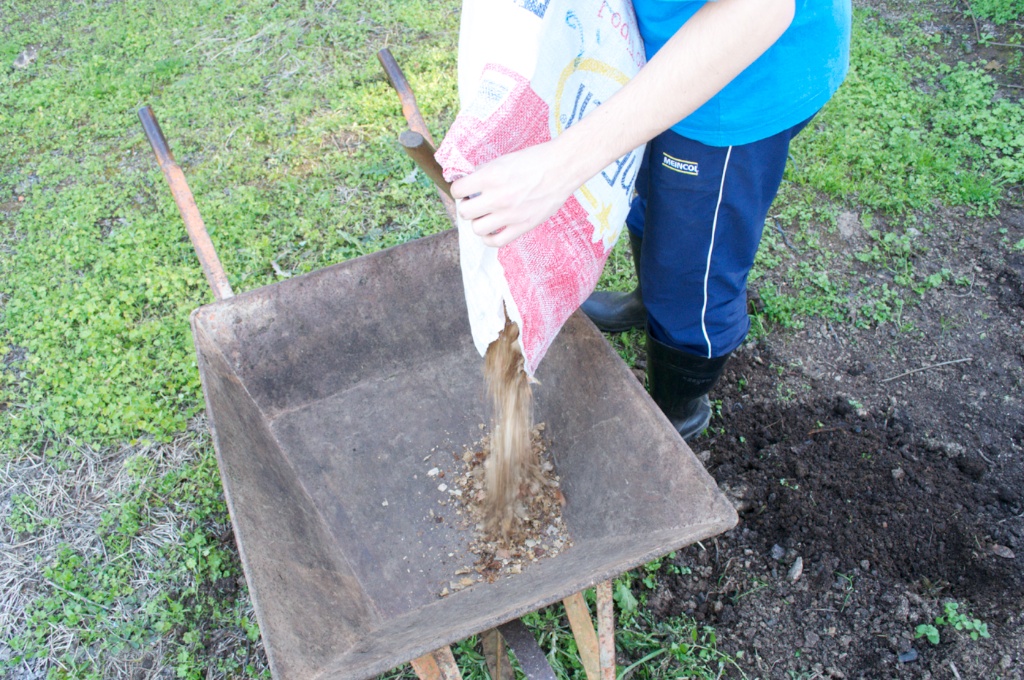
[{"xmin": 191, "ymin": 228, "xmax": 736, "ymax": 680}]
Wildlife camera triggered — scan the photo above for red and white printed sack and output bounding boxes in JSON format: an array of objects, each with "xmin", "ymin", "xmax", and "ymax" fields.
[{"xmin": 436, "ymin": 0, "xmax": 646, "ymax": 375}]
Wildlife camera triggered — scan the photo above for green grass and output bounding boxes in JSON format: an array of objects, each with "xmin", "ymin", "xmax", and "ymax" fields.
[
  {"xmin": 794, "ymin": 10, "xmax": 1024, "ymax": 214},
  {"xmin": 1, "ymin": 0, "xmax": 458, "ymax": 676},
  {"xmin": 1, "ymin": 1, "xmax": 1022, "ymax": 678},
  {"xmin": 738, "ymin": 9, "xmax": 1024, "ymax": 336},
  {"xmin": 2, "ymin": 430, "xmax": 257, "ymax": 678},
  {"xmin": 0, "ymin": 0, "xmax": 458, "ymax": 448},
  {"xmin": 968, "ymin": 0, "xmax": 1024, "ymax": 24}
]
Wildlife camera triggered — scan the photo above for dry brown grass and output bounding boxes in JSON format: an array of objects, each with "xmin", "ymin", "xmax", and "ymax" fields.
[{"xmin": 0, "ymin": 419, "xmax": 267, "ymax": 678}]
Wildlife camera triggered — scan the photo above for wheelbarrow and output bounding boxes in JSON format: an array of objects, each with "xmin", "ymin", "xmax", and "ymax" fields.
[{"xmin": 136, "ymin": 52, "xmax": 737, "ymax": 680}]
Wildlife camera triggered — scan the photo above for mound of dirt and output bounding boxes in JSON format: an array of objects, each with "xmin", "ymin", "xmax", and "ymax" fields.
[{"xmin": 631, "ymin": 199, "xmax": 1024, "ymax": 678}]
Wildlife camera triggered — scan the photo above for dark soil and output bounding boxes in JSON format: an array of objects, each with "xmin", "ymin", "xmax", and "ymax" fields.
[
  {"xmin": 624, "ymin": 5, "xmax": 1024, "ymax": 677},
  {"xmin": 632, "ymin": 205, "xmax": 1024, "ymax": 677}
]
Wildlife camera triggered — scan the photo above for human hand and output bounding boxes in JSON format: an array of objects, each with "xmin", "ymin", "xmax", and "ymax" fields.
[{"xmin": 450, "ymin": 140, "xmax": 581, "ymax": 248}]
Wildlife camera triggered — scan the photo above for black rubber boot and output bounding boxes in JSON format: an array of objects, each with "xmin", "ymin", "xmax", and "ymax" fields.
[
  {"xmin": 646, "ymin": 328, "xmax": 730, "ymax": 442},
  {"xmin": 581, "ymin": 230, "xmax": 646, "ymax": 332}
]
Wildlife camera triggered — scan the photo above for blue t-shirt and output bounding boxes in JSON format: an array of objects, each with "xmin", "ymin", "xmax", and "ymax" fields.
[{"xmin": 632, "ymin": 0, "xmax": 852, "ymax": 146}]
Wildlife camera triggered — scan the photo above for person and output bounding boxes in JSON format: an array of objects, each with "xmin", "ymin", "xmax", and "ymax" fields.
[{"xmin": 450, "ymin": 0, "xmax": 852, "ymax": 440}]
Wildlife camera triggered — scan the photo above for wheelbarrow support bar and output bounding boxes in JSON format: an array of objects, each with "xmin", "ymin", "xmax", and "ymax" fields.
[
  {"xmin": 497, "ymin": 620, "xmax": 558, "ymax": 680},
  {"xmin": 138, "ymin": 105, "xmax": 234, "ymax": 302}
]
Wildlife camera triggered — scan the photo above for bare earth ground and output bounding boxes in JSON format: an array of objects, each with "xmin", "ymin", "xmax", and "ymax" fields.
[
  {"xmin": 644, "ymin": 203, "xmax": 1024, "ymax": 679},
  {"xmin": 628, "ymin": 3, "xmax": 1024, "ymax": 676}
]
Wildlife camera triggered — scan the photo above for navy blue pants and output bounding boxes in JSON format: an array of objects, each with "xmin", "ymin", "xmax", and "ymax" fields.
[{"xmin": 628, "ymin": 117, "xmax": 811, "ymax": 359}]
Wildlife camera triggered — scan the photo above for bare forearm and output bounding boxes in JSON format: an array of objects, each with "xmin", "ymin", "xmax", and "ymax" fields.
[
  {"xmin": 452, "ymin": 0, "xmax": 796, "ymax": 247},
  {"xmin": 554, "ymin": 0, "xmax": 796, "ymax": 190}
]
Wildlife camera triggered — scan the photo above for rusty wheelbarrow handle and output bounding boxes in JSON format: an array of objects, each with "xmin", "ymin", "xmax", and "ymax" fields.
[
  {"xmin": 400, "ymin": 131, "xmax": 453, "ymax": 200},
  {"xmin": 378, "ymin": 48, "xmax": 436, "ymax": 146},
  {"xmin": 138, "ymin": 105, "xmax": 234, "ymax": 302},
  {"xmin": 377, "ymin": 49, "xmax": 458, "ymax": 224}
]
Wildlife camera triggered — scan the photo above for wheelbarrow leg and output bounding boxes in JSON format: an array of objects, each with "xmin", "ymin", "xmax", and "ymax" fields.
[
  {"xmin": 476, "ymin": 580, "xmax": 616, "ymax": 680},
  {"xmin": 411, "ymin": 646, "xmax": 463, "ymax": 680},
  {"xmin": 563, "ymin": 592, "xmax": 601, "ymax": 680},
  {"xmin": 596, "ymin": 581, "xmax": 617, "ymax": 680},
  {"xmin": 562, "ymin": 581, "xmax": 617, "ymax": 680}
]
